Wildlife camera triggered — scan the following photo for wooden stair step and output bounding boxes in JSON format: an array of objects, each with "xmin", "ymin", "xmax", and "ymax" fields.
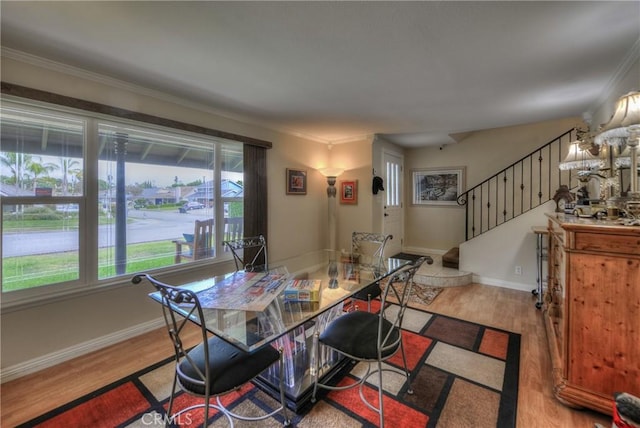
[{"xmin": 442, "ymin": 247, "xmax": 459, "ymax": 269}]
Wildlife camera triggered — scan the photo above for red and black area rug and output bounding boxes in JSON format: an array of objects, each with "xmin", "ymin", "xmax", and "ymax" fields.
[{"xmin": 20, "ymin": 306, "xmax": 520, "ymax": 427}]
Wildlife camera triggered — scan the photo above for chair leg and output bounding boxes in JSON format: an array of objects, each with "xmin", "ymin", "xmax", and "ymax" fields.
[
  {"xmin": 165, "ymin": 375, "xmax": 179, "ymax": 427},
  {"xmin": 377, "ymin": 359, "xmax": 385, "ymax": 428},
  {"xmin": 399, "ymin": 339, "xmax": 414, "ymax": 395},
  {"xmin": 203, "ymin": 393, "xmax": 210, "ymax": 427}
]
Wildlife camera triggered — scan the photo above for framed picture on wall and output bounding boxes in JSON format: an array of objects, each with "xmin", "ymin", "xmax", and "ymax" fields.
[
  {"xmin": 340, "ymin": 180, "xmax": 358, "ymax": 204},
  {"xmin": 286, "ymin": 168, "xmax": 307, "ymax": 195},
  {"xmin": 412, "ymin": 167, "xmax": 465, "ymax": 206}
]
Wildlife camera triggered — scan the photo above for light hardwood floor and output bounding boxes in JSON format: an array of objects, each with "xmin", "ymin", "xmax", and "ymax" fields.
[{"xmin": 1, "ymin": 283, "xmax": 611, "ymax": 427}]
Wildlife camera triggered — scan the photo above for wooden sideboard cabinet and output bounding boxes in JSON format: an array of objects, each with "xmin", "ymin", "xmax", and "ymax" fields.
[{"xmin": 543, "ymin": 213, "xmax": 640, "ymax": 415}]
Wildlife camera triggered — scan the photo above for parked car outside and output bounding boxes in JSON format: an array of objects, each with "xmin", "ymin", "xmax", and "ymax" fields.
[
  {"xmin": 55, "ymin": 204, "xmax": 80, "ymax": 213},
  {"xmin": 182, "ymin": 201, "xmax": 205, "ymax": 211}
]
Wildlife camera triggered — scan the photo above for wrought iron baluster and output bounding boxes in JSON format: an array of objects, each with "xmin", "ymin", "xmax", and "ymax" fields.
[
  {"xmin": 503, "ymin": 172, "xmax": 508, "ymax": 222},
  {"xmin": 456, "ymin": 128, "xmax": 576, "ymax": 240}
]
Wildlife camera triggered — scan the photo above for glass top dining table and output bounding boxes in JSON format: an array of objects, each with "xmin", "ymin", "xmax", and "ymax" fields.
[{"xmin": 148, "ymin": 250, "xmax": 412, "ymax": 352}]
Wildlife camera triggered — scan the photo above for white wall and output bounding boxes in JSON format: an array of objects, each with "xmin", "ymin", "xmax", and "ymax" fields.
[
  {"xmin": 331, "ymin": 138, "xmax": 375, "ymax": 252},
  {"xmin": 460, "ymin": 201, "xmax": 555, "ymax": 291},
  {"xmin": 266, "ymin": 135, "xmax": 330, "ymax": 262}
]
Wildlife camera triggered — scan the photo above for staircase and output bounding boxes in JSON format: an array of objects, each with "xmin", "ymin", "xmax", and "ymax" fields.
[
  {"xmin": 458, "ymin": 128, "xmax": 578, "ymax": 240},
  {"xmin": 414, "ymin": 128, "xmax": 579, "ymax": 288},
  {"xmin": 442, "ymin": 247, "xmax": 459, "ymax": 269}
]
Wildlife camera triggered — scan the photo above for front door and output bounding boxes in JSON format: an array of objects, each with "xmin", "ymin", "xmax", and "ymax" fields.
[{"xmin": 382, "ymin": 150, "xmax": 403, "ymax": 256}]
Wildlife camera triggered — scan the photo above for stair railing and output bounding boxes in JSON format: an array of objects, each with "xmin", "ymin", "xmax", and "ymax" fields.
[{"xmin": 457, "ymin": 128, "xmax": 579, "ymax": 240}]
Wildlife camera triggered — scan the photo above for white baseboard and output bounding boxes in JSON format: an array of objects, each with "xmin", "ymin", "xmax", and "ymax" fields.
[
  {"xmin": 472, "ymin": 274, "xmax": 533, "ymax": 292},
  {"xmin": 401, "ymin": 246, "xmax": 447, "ymax": 256},
  {"xmin": 0, "ymin": 317, "xmax": 165, "ymax": 384}
]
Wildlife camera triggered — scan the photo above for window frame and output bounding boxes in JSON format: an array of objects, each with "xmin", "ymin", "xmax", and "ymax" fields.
[{"xmin": 0, "ymin": 92, "xmax": 262, "ymax": 309}]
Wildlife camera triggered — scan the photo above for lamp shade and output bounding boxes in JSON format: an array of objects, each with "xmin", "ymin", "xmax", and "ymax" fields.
[
  {"xmin": 594, "ymin": 91, "xmax": 640, "ymax": 146},
  {"xmin": 559, "ymin": 141, "xmax": 604, "ymax": 170},
  {"xmin": 615, "ymin": 144, "xmax": 640, "ymax": 168},
  {"xmin": 318, "ymin": 167, "xmax": 345, "ymax": 178}
]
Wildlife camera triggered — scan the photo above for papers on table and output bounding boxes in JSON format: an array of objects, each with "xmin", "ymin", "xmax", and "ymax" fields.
[{"xmin": 195, "ymin": 271, "xmax": 288, "ymax": 312}]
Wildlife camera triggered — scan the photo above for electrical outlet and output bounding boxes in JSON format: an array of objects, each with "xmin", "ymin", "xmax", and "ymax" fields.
[{"xmin": 514, "ymin": 265, "xmax": 522, "ymax": 275}]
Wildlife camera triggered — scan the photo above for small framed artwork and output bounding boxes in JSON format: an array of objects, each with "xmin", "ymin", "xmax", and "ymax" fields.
[
  {"xmin": 340, "ymin": 180, "xmax": 358, "ymax": 204},
  {"xmin": 412, "ymin": 167, "xmax": 465, "ymax": 206},
  {"xmin": 286, "ymin": 168, "xmax": 307, "ymax": 195}
]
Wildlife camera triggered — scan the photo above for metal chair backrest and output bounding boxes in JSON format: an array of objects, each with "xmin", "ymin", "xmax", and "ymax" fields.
[
  {"xmin": 351, "ymin": 231, "xmax": 393, "ymax": 271},
  {"xmin": 131, "ymin": 273, "xmax": 210, "ymax": 390},
  {"xmin": 223, "ymin": 235, "xmax": 268, "ymax": 272},
  {"xmin": 377, "ymin": 257, "xmax": 426, "ymax": 354}
]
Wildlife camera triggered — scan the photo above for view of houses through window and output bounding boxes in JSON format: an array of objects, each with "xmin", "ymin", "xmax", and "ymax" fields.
[{"xmin": 0, "ymin": 101, "xmax": 243, "ymax": 299}]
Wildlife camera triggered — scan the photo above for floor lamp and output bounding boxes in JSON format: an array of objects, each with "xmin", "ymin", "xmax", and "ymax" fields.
[{"xmin": 319, "ymin": 168, "xmax": 344, "ymax": 251}]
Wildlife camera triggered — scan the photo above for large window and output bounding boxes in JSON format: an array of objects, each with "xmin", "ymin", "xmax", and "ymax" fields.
[{"xmin": 1, "ymin": 100, "xmax": 243, "ymax": 303}]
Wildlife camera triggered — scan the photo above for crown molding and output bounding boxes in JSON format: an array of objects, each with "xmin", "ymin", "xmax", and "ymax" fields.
[
  {"xmin": 1, "ymin": 47, "xmax": 331, "ymax": 144},
  {"xmin": 328, "ymin": 133, "xmax": 376, "ymax": 145},
  {"xmin": 590, "ymin": 37, "xmax": 640, "ymax": 114}
]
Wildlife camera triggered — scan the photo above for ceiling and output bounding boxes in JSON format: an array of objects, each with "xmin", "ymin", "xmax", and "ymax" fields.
[{"xmin": 1, "ymin": 1, "xmax": 639, "ymax": 147}]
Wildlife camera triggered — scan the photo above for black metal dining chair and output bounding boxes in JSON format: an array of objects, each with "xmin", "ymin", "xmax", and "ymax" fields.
[
  {"xmin": 310, "ymin": 257, "xmax": 427, "ymax": 428},
  {"xmin": 223, "ymin": 235, "xmax": 268, "ymax": 272},
  {"xmin": 132, "ymin": 273, "xmax": 290, "ymax": 427}
]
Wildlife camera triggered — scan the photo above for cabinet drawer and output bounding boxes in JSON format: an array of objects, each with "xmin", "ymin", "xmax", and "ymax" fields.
[{"xmin": 574, "ymin": 232, "xmax": 640, "ymax": 255}]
